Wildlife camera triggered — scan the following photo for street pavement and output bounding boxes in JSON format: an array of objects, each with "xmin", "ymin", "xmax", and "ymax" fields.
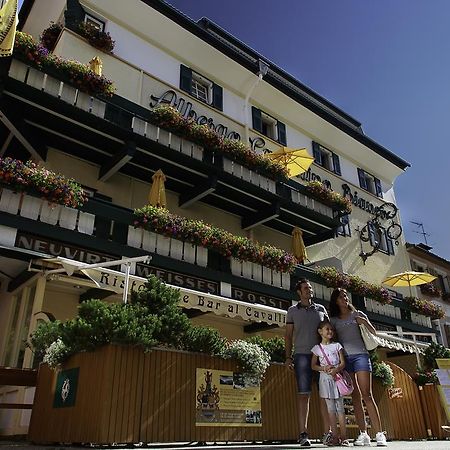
[{"xmin": 1, "ymin": 440, "xmax": 450, "ymax": 450}]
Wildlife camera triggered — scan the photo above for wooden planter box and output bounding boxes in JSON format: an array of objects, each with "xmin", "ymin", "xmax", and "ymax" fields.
[{"xmin": 29, "ymin": 346, "xmax": 312, "ymax": 444}]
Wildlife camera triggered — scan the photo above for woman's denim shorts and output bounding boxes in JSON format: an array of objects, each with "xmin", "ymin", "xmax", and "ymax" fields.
[{"xmin": 345, "ymin": 353, "xmax": 372, "ymax": 373}]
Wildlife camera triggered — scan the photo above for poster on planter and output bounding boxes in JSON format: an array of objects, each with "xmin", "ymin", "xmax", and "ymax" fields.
[
  {"xmin": 436, "ymin": 358, "xmax": 450, "ymax": 421},
  {"xmin": 195, "ymin": 368, "xmax": 262, "ymax": 427}
]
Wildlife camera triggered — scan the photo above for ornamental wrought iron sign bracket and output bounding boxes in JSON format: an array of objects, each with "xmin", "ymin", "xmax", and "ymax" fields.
[{"xmin": 356, "ymin": 202, "xmax": 403, "ymax": 265}]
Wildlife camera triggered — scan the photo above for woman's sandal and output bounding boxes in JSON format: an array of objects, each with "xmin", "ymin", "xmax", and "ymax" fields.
[
  {"xmin": 328, "ymin": 436, "xmax": 341, "ymax": 446},
  {"xmin": 341, "ymin": 439, "xmax": 351, "ymax": 447}
]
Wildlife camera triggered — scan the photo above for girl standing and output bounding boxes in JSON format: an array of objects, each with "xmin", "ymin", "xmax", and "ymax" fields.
[
  {"xmin": 311, "ymin": 321, "xmax": 350, "ymax": 447},
  {"xmin": 329, "ymin": 287, "xmax": 387, "ymax": 447}
]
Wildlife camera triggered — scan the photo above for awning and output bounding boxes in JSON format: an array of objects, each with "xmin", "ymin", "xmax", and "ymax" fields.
[
  {"xmin": 36, "ymin": 257, "xmax": 287, "ymax": 327},
  {"xmin": 33, "ymin": 256, "xmax": 431, "ymax": 354}
]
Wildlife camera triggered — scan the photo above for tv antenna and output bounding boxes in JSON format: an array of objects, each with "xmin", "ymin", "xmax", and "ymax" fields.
[{"xmin": 410, "ymin": 221, "xmax": 430, "ymax": 245}]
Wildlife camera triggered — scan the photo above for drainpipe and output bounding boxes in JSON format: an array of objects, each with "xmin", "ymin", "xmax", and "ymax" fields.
[{"xmin": 243, "ymin": 59, "xmax": 270, "ymax": 145}]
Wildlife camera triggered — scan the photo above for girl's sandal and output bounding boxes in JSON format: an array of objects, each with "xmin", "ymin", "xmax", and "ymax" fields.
[
  {"xmin": 328, "ymin": 436, "xmax": 341, "ymax": 446},
  {"xmin": 341, "ymin": 439, "xmax": 351, "ymax": 447}
]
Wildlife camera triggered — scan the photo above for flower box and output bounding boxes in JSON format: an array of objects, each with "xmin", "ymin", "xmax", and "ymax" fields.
[{"xmin": 0, "ymin": 188, "xmax": 21, "ymax": 214}]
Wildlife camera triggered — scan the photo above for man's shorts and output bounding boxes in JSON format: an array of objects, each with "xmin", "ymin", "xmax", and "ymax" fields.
[
  {"xmin": 345, "ymin": 353, "xmax": 372, "ymax": 373},
  {"xmin": 293, "ymin": 353, "xmax": 315, "ymax": 394}
]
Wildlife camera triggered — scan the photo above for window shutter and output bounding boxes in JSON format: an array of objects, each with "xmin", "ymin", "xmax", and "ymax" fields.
[
  {"xmin": 277, "ymin": 121, "xmax": 287, "ymax": 145},
  {"xmin": 332, "ymin": 152, "xmax": 341, "ymax": 175},
  {"xmin": 368, "ymin": 222, "xmax": 377, "ymax": 247},
  {"xmin": 374, "ymin": 177, "xmax": 383, "ymax": 198},
  {"xmin": 212, "ymin": 83, "xmax": 223, "ymax": 111},
  {"xmin": 386, "ymin": 236, "xmax": 395, "ymax": 255},
  {"xmin": 252, "ymin": 107, "xmax": 262, "ymax": 132},
  {"xmin": 312, "ymin": 141, "xmax": 322, "ymax": 165},
  {"xmin": 358, "ymin": 168, "xmax": 368, "ymax": 190},
  {"xmin": 180, "ymin": 65, "xmax": 192, "ymax": 94}
]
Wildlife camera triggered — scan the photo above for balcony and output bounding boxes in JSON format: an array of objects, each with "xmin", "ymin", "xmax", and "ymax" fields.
[{"xmin": 2, "ymin": 58, "xmax": 340, "ymax": 245}]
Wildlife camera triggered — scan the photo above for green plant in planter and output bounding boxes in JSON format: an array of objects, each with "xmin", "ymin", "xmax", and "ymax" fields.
[
  {"xmin": 14, "ymin": 31, "xmax": 115, "ymax": 97},
  {"xmin": 245, "ymin": 335, "xmax": 285, "ymax": 363},
  {"xmin": 182, "ymin": 326, "xmax": 226, "ymax": 356},
  {"xmin": 29, "ymin": 276, "xmax": 189, "ymax": 368},
  {"xmin": 423, "ymin": 341, "xmax": 450, "ymax": 370},
  {"xmin": 221, "ymin": 340, "xmax": 271, "ymax": 384},
  {"xmin": 40, "ymin": 22, "xmax": 63, "ymax": 51},
  {"xmin": 77, "ymin": 21, "xmax": 115, "ymax": 53},
  {"xmin": 413, "ymin": 367, "xmax": 438, "ymax": 386},
  {"xmin": 370, "ymin": 351, "xmax": 395, "ymax": 387}
]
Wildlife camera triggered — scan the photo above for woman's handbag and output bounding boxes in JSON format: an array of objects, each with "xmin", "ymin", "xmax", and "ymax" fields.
[
  {"xmin": 359, "ymin": 324, "xmax": 380, "ymax": 351},
  {"xmin": 319, "ymin": 344, "xmax": 354, "ymax": 396}
]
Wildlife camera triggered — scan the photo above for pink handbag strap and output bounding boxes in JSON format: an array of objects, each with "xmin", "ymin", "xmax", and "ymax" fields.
[{"xmin": 318, "ymin": 344, "xmax": 333, "ymax": 366}]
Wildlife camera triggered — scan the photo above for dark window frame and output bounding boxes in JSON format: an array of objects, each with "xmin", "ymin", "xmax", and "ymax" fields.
[
  {"xmin": 312, "ymin": 141, "xmax": 341, "ymax": 175},
  {"xmin": 368, "ymin": 222, "xmax": 394, "ymax": 255},
  {"xmin": 179, "ymin": 64, "xmax": 223, "ymax": 111},
  {"xmin": 357, "ymin": 168, "xmax": 383, "ymax": 198},
  {"xmin": 251, "ymin": 106, "xmax": 287, "ymax": 145},
  {"xmin": 84, "ymin": 13, "xmax": 105, "ymax": 31}
]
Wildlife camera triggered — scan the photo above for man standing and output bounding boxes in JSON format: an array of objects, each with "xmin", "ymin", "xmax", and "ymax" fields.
[{"xmin": 285, "ymin": 278, "xmax": 330, "ymax": 447}]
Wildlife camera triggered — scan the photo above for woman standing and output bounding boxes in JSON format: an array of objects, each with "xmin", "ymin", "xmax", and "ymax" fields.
[{"xmin": 329, "ymin": 288, "xmax": 387, "ymax": 447}]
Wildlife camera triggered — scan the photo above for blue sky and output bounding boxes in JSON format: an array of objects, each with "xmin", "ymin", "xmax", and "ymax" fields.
[
  {"xmin": 163, "ymin": 0, "xmax": 450, "ymax": 260},
  {"xmin": 17, "ymin": 0, "xmax": 449, "ymax": 260}
]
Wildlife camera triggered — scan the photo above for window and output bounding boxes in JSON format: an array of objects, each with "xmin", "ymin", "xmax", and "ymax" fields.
[
  {"xmin": 336, "ymin": 214, "xmax": 351, "ymax": 237},
  {"xmin": 251, "ymin": 107, "xmax": 287, "ymax": 145},
  {"xmin": 368, "ymin": 222, "xmax": 394, "ymax": 255},
  {"xmin": 357, "ymin": 168, "xmax": 383, "ymax": 198},
  {"xmin": 84, "ymin": 13, "xmax": 105, "ymax": 31},
  {"xmin": 179, "ymin": 65, "xmax": 223, "ymax": 110},
  {"xmin": 312, "ymin": 142, "xmax": 341, "ymax": 175}
]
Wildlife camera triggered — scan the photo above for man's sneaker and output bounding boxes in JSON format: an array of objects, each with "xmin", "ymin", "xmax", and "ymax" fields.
[
  {"xmin": 376, "ymin": 431, "xmax": 387, "ymax": 446},
  {"xmin": 322, "ymin": 430, "xmax": 332, "ymax": 446},
  {"xmin": 298, "ymin": 431, "xmax": 312, "ymax": 447},
  {"xmin": 354, "ymin": 430, "xmax": 371, "ymax": 446}
]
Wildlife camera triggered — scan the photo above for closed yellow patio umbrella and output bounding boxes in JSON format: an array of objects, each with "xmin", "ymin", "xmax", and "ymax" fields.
[
  {"xmin": 382, "ymin": 271, "xmax": 437, "ymax": 297},
  {"xmin": 292, "ymin": 227, "xmax": 307, "ymax": 264},
  {"xmin": 266, "ymin": 147, "xmax": 315, "ymax": 178},
  {"xmin": 148, "ymin": 169, "xmax": 167, "ymax": 207}
]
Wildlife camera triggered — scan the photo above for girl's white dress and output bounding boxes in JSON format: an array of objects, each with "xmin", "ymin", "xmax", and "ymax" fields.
[{"xmin": 311, "ymin": 342, "xmax": 343, "ymax": 399}]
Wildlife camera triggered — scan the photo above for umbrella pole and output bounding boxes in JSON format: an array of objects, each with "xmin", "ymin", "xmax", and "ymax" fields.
[{"xmin": 408, "ymin": 282, "xmax": 412, "ymax": 298}]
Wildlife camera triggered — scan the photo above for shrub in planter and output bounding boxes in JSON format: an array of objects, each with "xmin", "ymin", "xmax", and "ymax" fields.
[
  {"xmin": 403, "ymin": 296, "xmax": 445, "ymax": 320},
  {"xmin": 423, "ymin": 341, "xmax": 450, "ymax": 370},
  {"xmin": 14, "ymin": 31, "xmax": 115, "ymax": 97},
  {"xmin": 413, "ymin": 368, "xmax": 439, "ymax": 386},
  {"xmin": 182, "ymin": 326, "xmax": 226, "ymax": 356},
  {"xmin": 420, "ymin": 282, "xmax": 442, "ymax": 298},
  {"xmin": 0, "ymin": 157, "xmax": 88, "ymax": 207},
  {"xmin": 134, "ymin": 205, "xmax": 297, "ymax": 273},
  {"xmin": 246, "ymin": 335, "xmax": 285, "ymax": 363},
  {"xmin": 40, "ymin": 22, "xmax": 63, "ymax": 51},
  {"xmin": 315, "ymin": 266, "xmax": 392, "ymax": 304},
  {"xmin": 221, "ymin": 339, "xmax": 271, "ymax": 384},
  {"xmin": 77, "ymin": 21, "xmax": 115, "ymax": 53},
  {"xmin": 130, "ymin": 275, "xmax": 191, "ymax": 348},
  {"xmin": 305, "ymin": 180, "xmax": 352, "ymax": 214},
  {"xmin": 370, "ymin": 351, "xmax": 395, "ymax": 387}
]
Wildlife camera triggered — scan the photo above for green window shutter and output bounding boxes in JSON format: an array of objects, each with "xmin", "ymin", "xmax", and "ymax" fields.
[
  {"xmin": 212, "ymin": 83, "xmax": 223, "ymax": 111},
  {"xmin": 374, "ymin": 177, "xmax": 383, "ymax": 198},
  {"xmin": 358, "ymin": 168, "xmax": 368, "ymax": 190},
  {"xmin": 312, "ymin": 141, "xmax": 322, "ymax": 165},
  {"xmin": 252, "ymin": 106, "xmax": 262, "ymax": 132},
  {"xmin": 180, "ymin": 65, "xmax": 192, "ymax": 94},
  {"xmin": 332, "ymin": 152, "xmax": 341, "ymax": 175},
  {"xmin": 277, "ymin": 121, "xmax": 287, "ymax": 145}
]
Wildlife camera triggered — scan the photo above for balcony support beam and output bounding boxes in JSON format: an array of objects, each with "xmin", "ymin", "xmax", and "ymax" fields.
[
  {"xmin": 179, "ymin": 175, "xmax": 217, "ymax": 208},
  {"xmin": 242, "ymin": 202, "xmax": 280, "ymax": 230},
  {"xmin": 99, "ymin": 141, "xmax": 136, "ymax": 182}
]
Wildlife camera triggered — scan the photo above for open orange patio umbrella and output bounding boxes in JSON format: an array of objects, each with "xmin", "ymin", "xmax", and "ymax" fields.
[
  {"xmin": 148, "ymin": 169, "xmax": 167, "ymax": 208},
  {"xmin": 292, "ymin": 227, "xmax": 307, "ymax": 264},
  {"xmin": 266, "ymin": 147, "xmax": 315, "ymax": 178},
  {"xmin": 382, "ymin": 271, "xmax": 437, "ymax": 297}
]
